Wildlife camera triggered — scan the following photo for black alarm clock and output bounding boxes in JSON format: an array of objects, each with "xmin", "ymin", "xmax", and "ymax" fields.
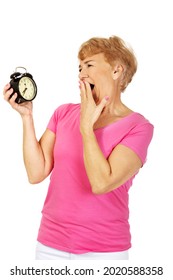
[{"xmin": 10, "ymin": 67, "xmax": 37, "ymax": 104}]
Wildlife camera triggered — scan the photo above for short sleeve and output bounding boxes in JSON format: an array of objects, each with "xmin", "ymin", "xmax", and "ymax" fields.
[
  {"xmin": 47, "ymin": 110, "xmax": 58, "ymax": 133},
  {"xmin": 120, "ymin": 122, "xmax": 154, "ymax": 165},
  {"xmin": 46, "ymin": 104, "xmax": 71, "ymax": 133}
]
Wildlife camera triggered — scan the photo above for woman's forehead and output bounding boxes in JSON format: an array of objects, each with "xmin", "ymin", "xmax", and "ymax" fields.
[{"xmin": 79, "ymin": 53, "xmax": 105, "ymax": 63}]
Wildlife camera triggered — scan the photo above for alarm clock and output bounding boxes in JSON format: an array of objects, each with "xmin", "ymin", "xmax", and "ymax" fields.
[{"xmin": 10, "ymin": 67, "xmax": 37, "ymax": 104}]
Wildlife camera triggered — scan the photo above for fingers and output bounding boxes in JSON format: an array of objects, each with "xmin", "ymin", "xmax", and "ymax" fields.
[
  {"xmin": 3, "ymin": 83, "xmax": 11, "ymax": 93},
  {"xmin": 79, "ymin": 80, "xmax": 86, "ymax": 103},
  {"xmin": 84, "ymin": 81, "xmax": 92, "ymax": 100},
  {"xmin": 97, "ymin": 97, "xmax": 109, "ymax": 114},
  {"xmin": 3, "ymin": 83, "xmax": 11, "ymax": 98},
  {"xmin": 3, "ymin": 84, "xmax": 13, "ymax": 100},
  {"xmin": 9, "ymin": 92, "xmax": 17, "ymax": 105},
  {"xmin": 3, "ymin": 83, "xmax": 18, "ymax": 108},
  {"xmin": 79, "ymin": 80, "xmax": 95, "ymax": 103}
]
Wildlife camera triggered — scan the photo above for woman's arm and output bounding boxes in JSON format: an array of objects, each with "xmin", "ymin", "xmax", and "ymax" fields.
[
  {"xmin": 3, "ymin": 84, "xmax": 55, "ymax": 184},
  {"xmin": 22, "ymin": 116, "xmax": 55, "ymax": 184},
  {"xmin": 79, "ymin": 80, "xmax": 142, "ymax": 194},
  {"xmin": 81, "ymin": 130, "xmax": 142, "ymax": 194}
]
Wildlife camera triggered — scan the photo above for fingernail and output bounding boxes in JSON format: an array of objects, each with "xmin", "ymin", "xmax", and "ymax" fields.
[{"xmin": 105, "ymin": 96, "xmax": 109, "ymax": 100}]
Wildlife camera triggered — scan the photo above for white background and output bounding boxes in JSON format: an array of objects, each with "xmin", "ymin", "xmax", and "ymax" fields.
[{"xmin": 0, "ymin": 0, "xmax": 172, "ymax": 278}]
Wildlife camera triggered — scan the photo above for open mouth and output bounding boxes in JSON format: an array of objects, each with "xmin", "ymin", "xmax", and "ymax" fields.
[{"xmin": 90, "ymin": 84, "xmax": 95, "ymax": 90}]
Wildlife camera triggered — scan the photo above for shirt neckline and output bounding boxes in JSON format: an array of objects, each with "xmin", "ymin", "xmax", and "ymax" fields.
[{"xmin": 94, "ymin": 112, "xmax": 139, "ymax": 132}]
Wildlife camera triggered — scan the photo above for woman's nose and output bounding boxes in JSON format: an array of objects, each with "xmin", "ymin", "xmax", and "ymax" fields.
[{"xmin": 78, "ymin": 68, "xmax": 89, "ymax": 79}]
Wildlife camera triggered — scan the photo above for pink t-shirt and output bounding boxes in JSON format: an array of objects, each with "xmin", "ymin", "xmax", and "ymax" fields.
[{"xmin": 37, "ymin": 103, "xmax": 154, "ymax": 253}]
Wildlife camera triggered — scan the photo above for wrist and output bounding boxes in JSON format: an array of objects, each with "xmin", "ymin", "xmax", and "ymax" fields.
[
  {"xmin": 80, "ymin": 125, "xmax": 94, "ymax": 136},
  {"xmin": 80, "ymin": 129, "xmax": 95, "ymax": 141},
  {"xmin": 21, "ymin": 113, "xmax": 33, "ymax": 123}
]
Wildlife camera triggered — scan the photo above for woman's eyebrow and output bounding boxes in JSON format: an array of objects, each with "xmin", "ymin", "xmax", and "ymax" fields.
[
  {"xmin": 79, "ymin": 60, "xmax": 95, "ymax": 69},
  {"xmin": 84, "ymin": 60, "xmax": 95, "ymax": 64}
]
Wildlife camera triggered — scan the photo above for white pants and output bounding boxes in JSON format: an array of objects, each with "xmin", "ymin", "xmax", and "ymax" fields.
[{"xmin": 35, "ymin": 242, "xmax": 129, "ymax": 260}]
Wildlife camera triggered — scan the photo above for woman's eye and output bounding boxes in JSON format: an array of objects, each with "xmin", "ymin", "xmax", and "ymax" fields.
[{"xmin": 79, "ymin": 64, "xmax": 93, "ymax": 72}]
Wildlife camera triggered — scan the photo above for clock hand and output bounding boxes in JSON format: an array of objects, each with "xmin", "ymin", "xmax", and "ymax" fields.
[{"xmin": 22, "ymin": 88, "xmax": 27, "ymax": 96}]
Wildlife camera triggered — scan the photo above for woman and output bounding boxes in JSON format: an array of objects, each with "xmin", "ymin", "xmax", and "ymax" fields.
[{"xmin": 3, "ymin": 35, "xmax": 154, "ymax": 260}]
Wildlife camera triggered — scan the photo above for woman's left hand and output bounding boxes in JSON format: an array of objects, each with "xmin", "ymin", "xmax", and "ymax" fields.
[{"xmin": 79, "ymin": 80, "xmax": 108, "ymax": 135}]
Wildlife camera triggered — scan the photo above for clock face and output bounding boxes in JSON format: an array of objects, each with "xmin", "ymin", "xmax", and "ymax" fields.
[{"xmin": 18, "ymin": 76, "xmax": 36, "ymax": 100}]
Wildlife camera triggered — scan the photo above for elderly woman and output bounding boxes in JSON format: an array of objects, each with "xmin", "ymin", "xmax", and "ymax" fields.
[{"xmin": 3, "ymin": 35, "xmax": 154, "ymax": 260}]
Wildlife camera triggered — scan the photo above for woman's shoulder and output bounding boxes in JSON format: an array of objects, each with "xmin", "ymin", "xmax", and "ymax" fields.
[
  {"xmin": 130, "ymin": 111, "xmax": 154, "ymax": 127},
  {"xmin": 53, "ymin": 103, "xmax": 80, "ymax": 115},
  {"xmin": 55, "ymin": 103, "xmax": 79, "ymax": 111},
  {"xmin": 47, "ymin": 103, "xmax": 80, "ymax": 129},
  {"xmin": 129, "ymin": 112, "xmax": 154, "ymax": 138}
]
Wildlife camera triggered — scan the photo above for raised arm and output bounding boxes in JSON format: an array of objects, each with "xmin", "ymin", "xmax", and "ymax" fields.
[
  {"xmin": 22, "ymin": 117, "xmax": 55, "ymax": 184},
  {"xmin": 81, "ymin": 132, "xmax": 142, "ymax": 194},
  {"xmin": 79, "ymin": 80, "xmax": 142, "ymax": 194},
  {"xmin": 3, "ymin": 84, "xmax": 55, "ymax": 184}
]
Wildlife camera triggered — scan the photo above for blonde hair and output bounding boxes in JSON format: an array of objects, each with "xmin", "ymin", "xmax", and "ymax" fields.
[{"xmin": 78, "ymin": 36, "xmax": 137, "ymax": 92}]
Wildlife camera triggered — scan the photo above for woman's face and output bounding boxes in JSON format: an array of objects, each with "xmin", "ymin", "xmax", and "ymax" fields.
[{"xmin": 78, "ymin": 53, "xmax": 115, "ymax": 102}]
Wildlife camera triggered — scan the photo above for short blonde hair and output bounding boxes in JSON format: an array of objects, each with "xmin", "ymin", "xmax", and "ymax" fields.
[{"xmin": 78, "ymin": 36, "xmax": 137, "ymax": 92}]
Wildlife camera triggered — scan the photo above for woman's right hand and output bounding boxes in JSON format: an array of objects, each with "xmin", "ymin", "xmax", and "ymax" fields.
[{"xmin": 3, "ymin": 83, "xmax": 33, "ymax": 117}]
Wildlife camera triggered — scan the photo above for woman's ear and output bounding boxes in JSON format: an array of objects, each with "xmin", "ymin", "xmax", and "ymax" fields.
[{"xmin": 112, "ymin": 64, "xmax": 124, "ymax": 80}]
